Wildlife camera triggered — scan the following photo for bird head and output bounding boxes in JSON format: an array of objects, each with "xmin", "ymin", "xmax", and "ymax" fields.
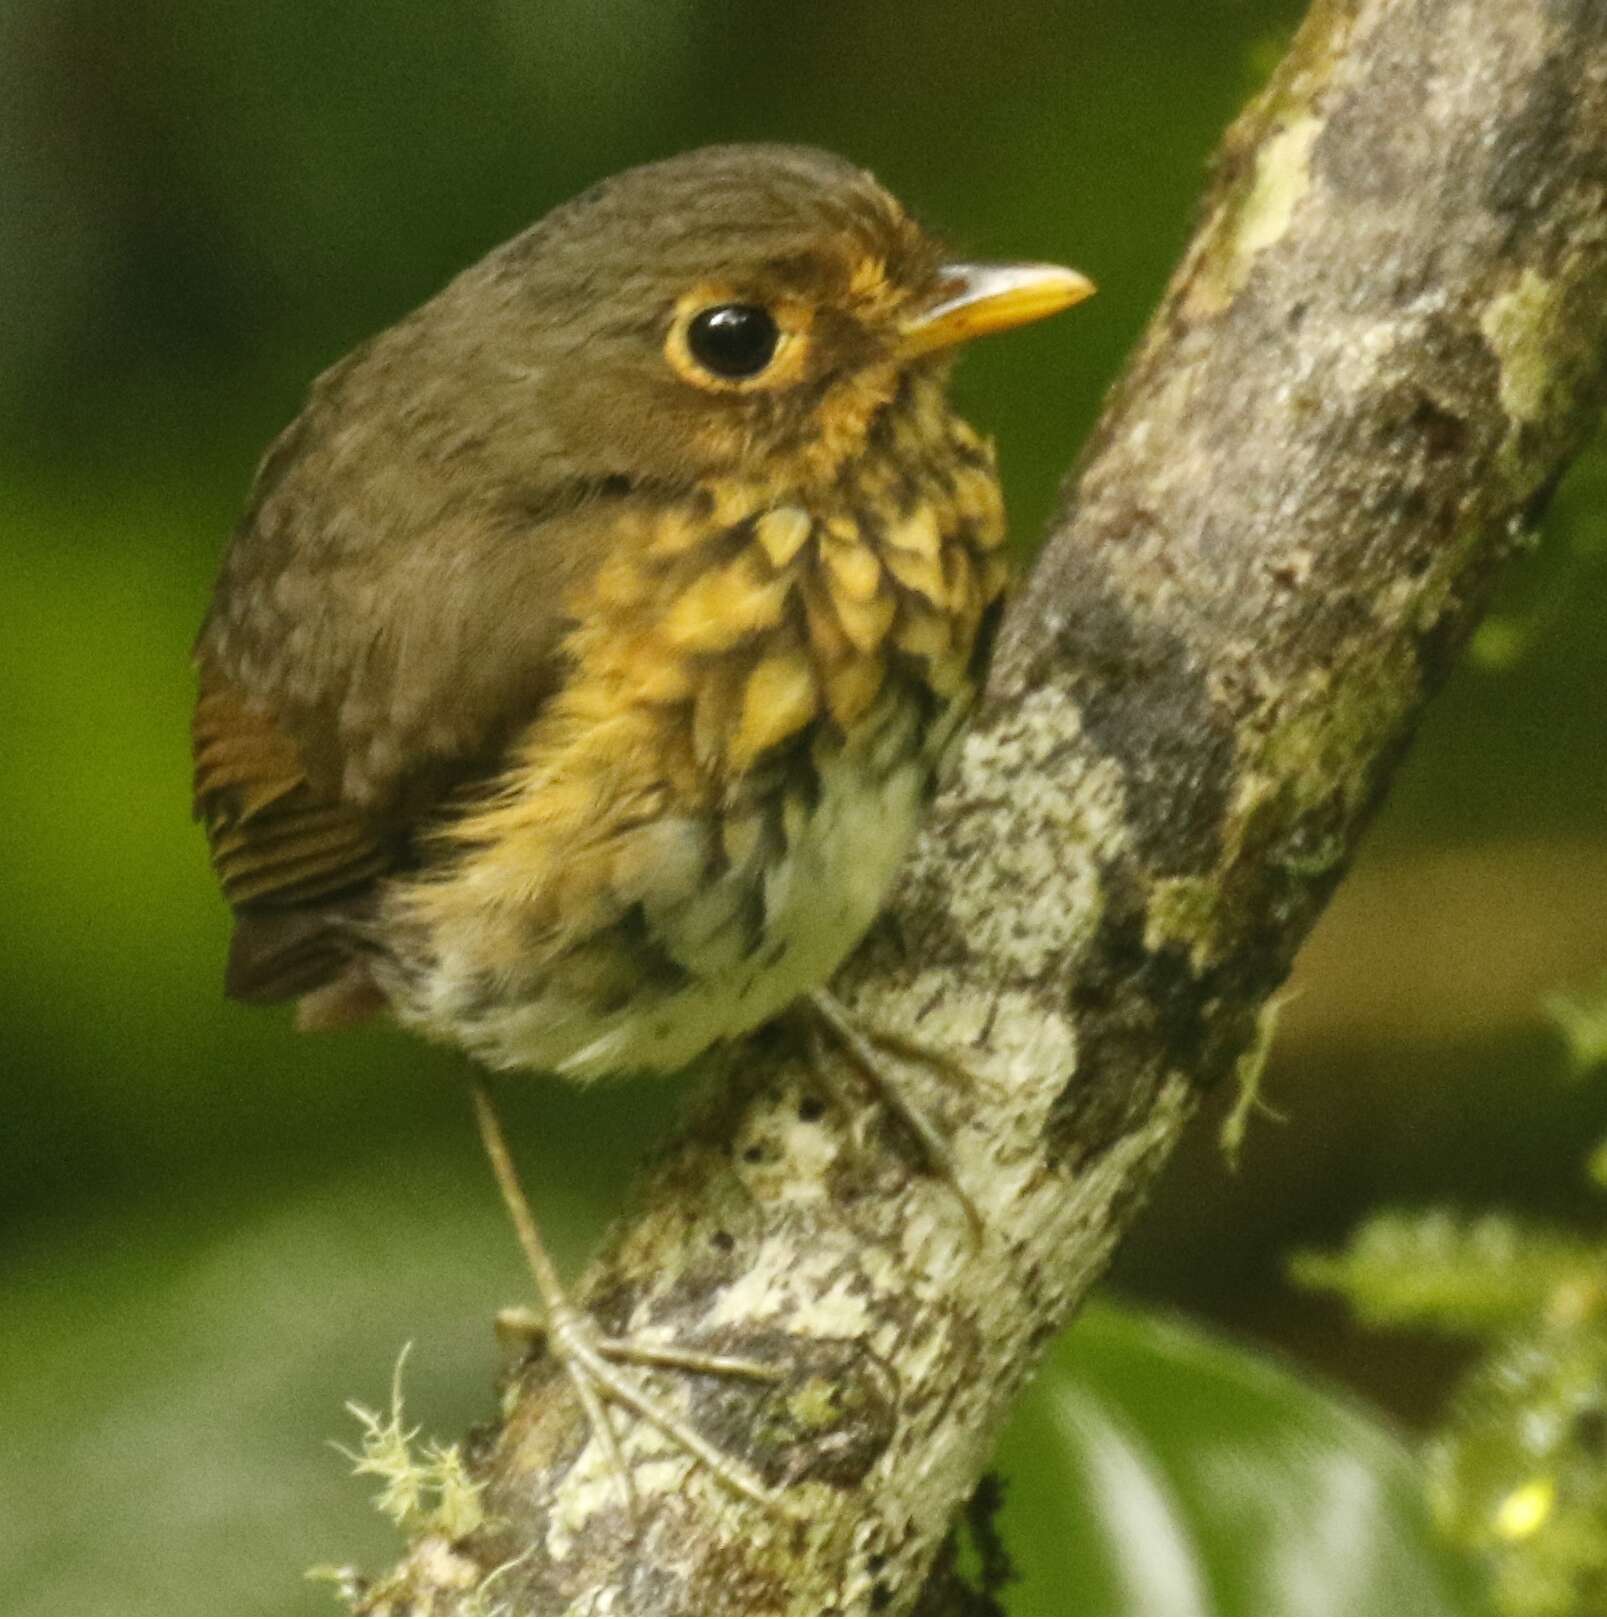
[{"xmin": 385, "ymin": 144, "xmax": 1093, "ymax": 494}]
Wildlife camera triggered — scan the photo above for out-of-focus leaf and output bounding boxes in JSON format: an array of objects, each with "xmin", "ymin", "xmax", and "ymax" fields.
[
  {"xmin": 1293, "ymin": 1069, "xmax": 1607, "ymax": 1616},
  {"xmin": 992, "ymin": 1300, "xmax": 1484, "ymax": 1616},
  {"xmin": 1430, "ymin": 1323, "xmax": 1607, "ymax": 1616},
  {"xmin": 1292, "ymin": 1210, "xmax": 1605, "ymax": 1337},
  {"xmin": 1546, "ymin": 975, "xmax": 1607, "ymax": 1075}
]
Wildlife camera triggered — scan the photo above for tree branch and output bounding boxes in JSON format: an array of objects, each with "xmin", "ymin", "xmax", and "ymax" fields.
[{"xmin": 361, "ymin": 0, "xmax": 1607, "ymax": 1610}]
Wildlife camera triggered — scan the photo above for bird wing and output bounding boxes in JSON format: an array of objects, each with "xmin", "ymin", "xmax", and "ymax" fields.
[
  {"xmin": 191, "ymin": 667, "xmax": 396, "ymax": 1001},
  {"xmin": 191, "ymin": 468, "xmax": 611, "ymax": 1007}
]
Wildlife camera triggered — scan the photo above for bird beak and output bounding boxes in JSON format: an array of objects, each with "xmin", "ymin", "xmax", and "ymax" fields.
[{"xmin": 900, "ymin": 262, "xmax": 1096, "ymax": 357}]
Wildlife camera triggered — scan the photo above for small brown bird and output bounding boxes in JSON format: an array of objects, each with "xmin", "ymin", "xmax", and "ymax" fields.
[{"xmin": 193, "ymin": 143, "xmax": 1091, "ymax": 1507}]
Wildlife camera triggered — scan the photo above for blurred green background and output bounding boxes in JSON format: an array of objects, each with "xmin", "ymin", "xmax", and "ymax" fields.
[{"xmin": 3, "ymin": 1, "xmax": 1604, "ymax": 1612}]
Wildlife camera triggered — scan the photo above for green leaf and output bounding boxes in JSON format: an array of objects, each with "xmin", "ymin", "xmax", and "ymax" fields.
[
  {"xmin": 1291, "ymin": 1210, "xmax": 1605, "ymax": 1337},
  {"xmin": 991, "ymin": 1300, "xmax": 1485, "ymax": 1615},
  {"xmin": 1545, "ymin": 974, "xmax": 1607, "ymax": 1075},
  {"xmin": 1429, "ymin": 1323, "xmax": 1607, "ymax": 1616}
]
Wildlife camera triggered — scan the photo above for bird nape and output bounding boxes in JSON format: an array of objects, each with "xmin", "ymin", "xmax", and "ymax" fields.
[{"xmin": 191, "ymin": 141, "xmax": 1092, "ymax": 1514}]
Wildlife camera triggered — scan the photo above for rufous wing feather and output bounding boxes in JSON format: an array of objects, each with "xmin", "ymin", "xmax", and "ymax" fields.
[{"xmin": 192, "ymin": 675, "xmax": 390, "ymax": 1003}]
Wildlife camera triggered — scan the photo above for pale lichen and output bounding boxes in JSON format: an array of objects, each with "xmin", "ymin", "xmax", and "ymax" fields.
[
  {"xmin": 336, "ymin": 1346, "xmax": 486, "ymax": 1543},
  {"xmin": 1185, "ymin": 109, "xmax": 1323, "ymax": 318},
  {"xmin": 1236, "ymin": 114, "xmax": 1322, "ymax": 268},
  {"xmin": 1250, "ymin": 640, "xmax": 1419, "ymax": 823},
  {"xmin": 916, "ymin": 691, "xmax": 1120, "ymax": 981},
  {"xmin": 1145, "ymin": 874, "xmax": 1229, "ymax": 973},
  {"xmin": 1482, "ymin": 268, "xmax": 1567, "ymax": 427},
  {"xmin": 1146, "ymin": 642, "xmax": 1415, "ymax": 972},
  {"xmin": 1219, "ymin": 993, "xmax": 1290, "ymax": 1169}
]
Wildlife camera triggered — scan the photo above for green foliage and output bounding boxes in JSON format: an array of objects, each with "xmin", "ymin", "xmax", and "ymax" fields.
[
  {"xmin": 989, "ymin": 1301, "xmax": 1483, "ymax": 1615},
  {"xmin": 1544, "ymin": 974, "xmax": 1607, "ymax": 1185},
  {"xmin": 1297, "ymin": 1063, "xmax": 1607, "ymax": 1616},
  {"xmin": 1292, "ymin": 1211, "xmax": 1606, "ymax": 1337},
  {"xmin": 1547, "ymin": 974, "xmax": 1607, "ymax": 1077},
  {"xmin": 1431, "ymin": 1326, "xmax": 1607, "ymax": 1616},
  {"xmin": 1302, "ymin": 1217, "xmax": 1607, "ymax": 1617}
]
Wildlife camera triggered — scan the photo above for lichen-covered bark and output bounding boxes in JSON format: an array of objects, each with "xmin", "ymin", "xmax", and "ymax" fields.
[{"xmin": 361, "ymin": 0, "xmax": 1607, "ymax": 1611}]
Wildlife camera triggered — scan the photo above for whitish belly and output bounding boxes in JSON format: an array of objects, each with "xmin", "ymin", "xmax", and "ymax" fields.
[
  {"xmin": 568, "ymin": 745, "xmax": 927, "ymax": 1077},
  {"xmin": 406, "ymin": 697, "xmax": 949, "ymax": 1081}
]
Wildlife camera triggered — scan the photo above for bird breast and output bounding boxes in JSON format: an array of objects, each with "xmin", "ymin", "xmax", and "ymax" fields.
[{"xmin": 378, "ymin": 387, "xmax": 1009, "ymax": 1079}]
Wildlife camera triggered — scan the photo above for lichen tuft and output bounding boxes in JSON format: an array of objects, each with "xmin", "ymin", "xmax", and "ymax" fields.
[{"xmin": 335, "ymin": 1344, "xmax": 487, "ymax": 1542}]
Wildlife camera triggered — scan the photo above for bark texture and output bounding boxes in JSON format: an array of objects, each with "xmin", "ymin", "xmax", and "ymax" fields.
[{"xmin": 361, "ymin": 0, "xmax": 1607, "ymax": 1610}]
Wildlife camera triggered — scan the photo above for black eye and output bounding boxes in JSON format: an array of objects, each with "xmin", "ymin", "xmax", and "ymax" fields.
[{"xmin": 686, "ymin": 304, "xmax": 779, "ymax": 379}]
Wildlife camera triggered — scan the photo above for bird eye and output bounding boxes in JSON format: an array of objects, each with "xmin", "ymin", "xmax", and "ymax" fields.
[{"xmin": 686, "ymin": 304, "xmax": 780, "ymax": 379}]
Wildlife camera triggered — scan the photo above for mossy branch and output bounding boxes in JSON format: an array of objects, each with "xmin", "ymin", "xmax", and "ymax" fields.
[{"xmin": 361, "ymin": 0, "xmax": 1607, "ymax": 1611}]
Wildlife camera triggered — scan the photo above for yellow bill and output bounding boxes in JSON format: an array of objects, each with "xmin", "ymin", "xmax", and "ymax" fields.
[{"xmin": 901, "ymin": 261, "xmax": 1096, "ymax": 356}]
